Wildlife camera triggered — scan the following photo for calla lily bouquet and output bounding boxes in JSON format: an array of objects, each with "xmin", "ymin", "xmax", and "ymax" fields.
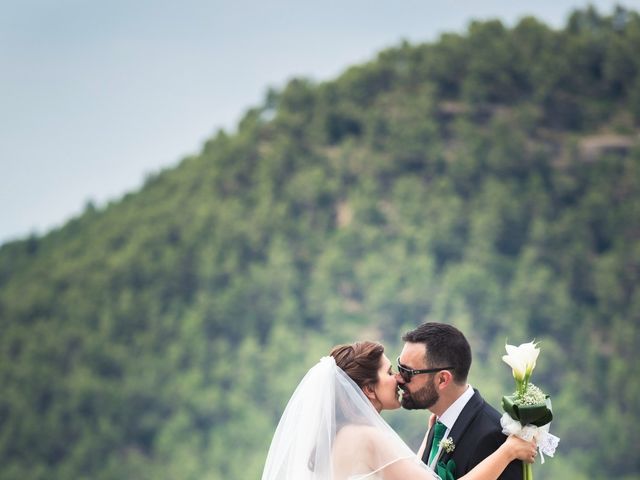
[{"xmin": 501, "ymin": 341, "xmax": 559, "ymax": 480}]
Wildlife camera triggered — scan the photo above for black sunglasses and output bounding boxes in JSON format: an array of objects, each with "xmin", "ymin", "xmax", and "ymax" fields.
[{"xmin": 396, "ymin": 357, "xmax": 455, "ymax": 381}]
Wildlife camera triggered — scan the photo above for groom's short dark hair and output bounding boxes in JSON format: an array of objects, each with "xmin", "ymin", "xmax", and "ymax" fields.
[{"xmin": 402, "ymin": 322, "xmax": 471, "ymax": 384}]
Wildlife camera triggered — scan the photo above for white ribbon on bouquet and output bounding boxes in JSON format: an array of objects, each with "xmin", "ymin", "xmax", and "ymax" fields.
[{"xmin": 501, "ymin": 413, "xmax": 560, "ymax": 464}]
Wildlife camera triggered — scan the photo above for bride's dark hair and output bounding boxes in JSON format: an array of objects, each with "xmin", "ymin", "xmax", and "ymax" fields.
[{"xmin": 330, "ymin": 341, "xmax": 385, "ymax": 389}]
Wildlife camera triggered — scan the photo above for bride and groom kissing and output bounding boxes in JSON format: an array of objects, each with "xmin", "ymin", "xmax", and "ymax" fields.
[{"xmin": 261, "ymin": 322, "xmax": 536, "ymax": 480}]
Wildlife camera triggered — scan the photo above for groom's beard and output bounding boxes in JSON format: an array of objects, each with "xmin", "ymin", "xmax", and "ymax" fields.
[{"xmin": 401, "ymin": 377, "xmax": 439, "ymax": 410}]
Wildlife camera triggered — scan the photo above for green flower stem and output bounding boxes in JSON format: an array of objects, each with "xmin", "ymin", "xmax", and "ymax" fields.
[{"xmin": 523, "ymin": 462, "xmax": 533, "ymax": 480}]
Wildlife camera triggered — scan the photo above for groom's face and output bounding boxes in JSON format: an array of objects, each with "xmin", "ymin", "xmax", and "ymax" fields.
[{"xmin": 397, "ymin": 342, "xmax": 439, "ymax": 410}]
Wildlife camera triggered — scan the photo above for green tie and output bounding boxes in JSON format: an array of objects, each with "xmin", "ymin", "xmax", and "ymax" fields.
[{"xmin": 428, "ymin": 421, "xmax": 448, "ymax": 465}]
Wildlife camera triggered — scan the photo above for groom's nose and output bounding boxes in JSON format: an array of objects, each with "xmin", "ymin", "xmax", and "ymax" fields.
[{"xmin": 395, "ymin": 372, "xmax": 405, "ymax": 384}]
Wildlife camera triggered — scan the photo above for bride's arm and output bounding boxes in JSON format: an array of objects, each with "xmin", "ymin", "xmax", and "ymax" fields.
[
  {"xmin": 377, "ymin": 457, "xmax": 440, "ymax": 479},
  {"xmin": 369, "ymin": 433, "xmax": 535, "ymax": 480},
  {"xmin": 364, "ymin": 429, "xmax": 439, "ymax": 480},
  {"xmin": 458, "ymin": 436, "xmax": 536, "ymax": 480}
]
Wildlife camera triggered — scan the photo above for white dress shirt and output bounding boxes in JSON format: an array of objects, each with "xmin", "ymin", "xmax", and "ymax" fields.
[{"xmin": 428, "ymin": 384, "xmax": 475, "ymax": 469}]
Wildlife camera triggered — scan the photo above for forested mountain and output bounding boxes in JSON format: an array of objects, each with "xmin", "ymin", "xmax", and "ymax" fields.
[{"xmin": 1, "ymin": 6, "xmax": 639, "ymax": 479}]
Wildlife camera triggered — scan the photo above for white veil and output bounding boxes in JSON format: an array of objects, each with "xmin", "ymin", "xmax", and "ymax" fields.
[{"xmin": 261, "ymin": 356, "xmax": 439, "ymax": 480}]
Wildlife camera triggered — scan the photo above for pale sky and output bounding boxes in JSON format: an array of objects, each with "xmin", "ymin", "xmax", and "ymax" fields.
[{"xmin": 1, "ymin": 0, "xmax": 636, "ymax": 244}]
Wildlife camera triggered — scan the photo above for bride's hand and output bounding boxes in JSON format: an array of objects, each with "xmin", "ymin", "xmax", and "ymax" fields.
[{"xmin": 504, "ymin": 435, "xmax": 537, "ymax": 464}]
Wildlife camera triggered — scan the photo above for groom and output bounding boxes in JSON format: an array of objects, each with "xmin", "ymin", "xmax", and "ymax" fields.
[{"xmin": 397, "ymin": 322, "xmax": 521, "ymax": 479}]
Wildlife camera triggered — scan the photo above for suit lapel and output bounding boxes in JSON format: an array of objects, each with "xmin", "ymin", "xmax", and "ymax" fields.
[
  {"xmin": 438, "ymin": 389, "xmax": 484, "ymax": 464},
  {"xmin": 421, "ymin": 422, "xmax": 437, "ymax": 464}
]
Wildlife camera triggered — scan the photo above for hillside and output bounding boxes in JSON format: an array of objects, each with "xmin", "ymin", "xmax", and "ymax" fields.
[{"xmin": 1, "ymin": 6, "xmax": 639, "ymax": 479}]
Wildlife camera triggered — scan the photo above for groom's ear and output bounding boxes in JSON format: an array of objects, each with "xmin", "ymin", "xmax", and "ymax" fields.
[{"xmin": 437, "ymin": 370, "xmax": 453, "ymax": 388}]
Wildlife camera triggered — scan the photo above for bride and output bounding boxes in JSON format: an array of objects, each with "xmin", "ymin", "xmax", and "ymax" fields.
[{"xmin": 261, "ymin": 341, "xmax": 536, "ymax": 480}]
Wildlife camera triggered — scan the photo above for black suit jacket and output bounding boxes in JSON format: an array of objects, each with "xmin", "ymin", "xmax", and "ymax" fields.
[{"xmin": 421, "ymin": 389, "xmax": 521, "ymax": 480}]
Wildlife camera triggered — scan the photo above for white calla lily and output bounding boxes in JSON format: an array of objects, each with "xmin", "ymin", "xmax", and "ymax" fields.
[
  {"xmin": 502, "ymin": 341, "xmax": 540, "ymax": 388},
  {"xmin": 503, "ymin": 347, "xmax": 527, "ymax": 381}
]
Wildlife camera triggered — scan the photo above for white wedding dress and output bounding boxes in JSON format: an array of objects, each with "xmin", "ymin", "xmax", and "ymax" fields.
[{"xmin": 261, "ymin": 357, "xmax": 440, "ymax": 480}]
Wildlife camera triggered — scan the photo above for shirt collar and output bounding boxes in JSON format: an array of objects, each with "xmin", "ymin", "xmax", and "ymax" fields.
[{"xmin": 438, "ymin": 384, "xmax": 474, "ymax": 430}]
